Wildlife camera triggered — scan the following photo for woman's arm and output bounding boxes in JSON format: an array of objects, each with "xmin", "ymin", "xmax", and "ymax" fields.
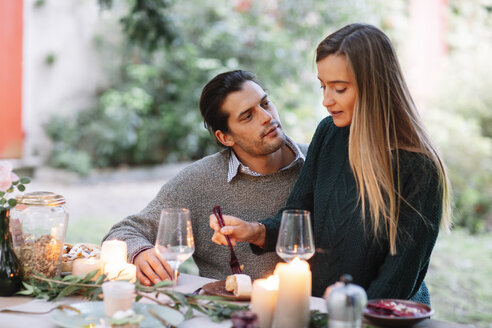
[{"xmin": 258, "ymin": 117, "xmax": 335, "ymax": 251}]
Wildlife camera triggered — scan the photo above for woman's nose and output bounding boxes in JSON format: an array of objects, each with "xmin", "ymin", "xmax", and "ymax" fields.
[{"xmin": 323, "ymin": 91, "xmax": 335, "ymax": 108}]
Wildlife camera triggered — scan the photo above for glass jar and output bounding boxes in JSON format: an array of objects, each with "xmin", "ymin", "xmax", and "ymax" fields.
[{"xmin": 9, "ymin": 191, "xmax": 69, "ymax": 278}]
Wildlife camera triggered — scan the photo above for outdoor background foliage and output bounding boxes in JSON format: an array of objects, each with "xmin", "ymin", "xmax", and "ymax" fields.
[
  {"xmin": 39, "ymin": 1, "xmax": 492, "ymax": 326},
  {"xmin": 44, "ymin": 0, "xmax": 492, "ymax": 233}
]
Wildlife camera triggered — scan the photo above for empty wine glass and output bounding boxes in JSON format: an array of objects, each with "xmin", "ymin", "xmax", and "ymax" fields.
[
  {"xmin": 155, "ymin": 208, "xmax": 194, "ymax": 289},
  {"xmin": 276, "ymin": 209, "xmax": 315, "ymax": 262}
]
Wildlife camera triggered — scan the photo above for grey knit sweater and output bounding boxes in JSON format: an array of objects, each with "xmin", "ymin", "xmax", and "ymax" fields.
[{"xmin": 103, "ymin": 145, "xmax": 307, "ymax": 280}]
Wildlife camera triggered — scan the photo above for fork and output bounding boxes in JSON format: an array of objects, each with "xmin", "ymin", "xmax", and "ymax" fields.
[
  {"xmin": 0, "ymin": 304, "xmax": 80, "ymax": 315},
  {"xmin": 213, "ymin": 205, "xmax": 243, "ymax": 274}
]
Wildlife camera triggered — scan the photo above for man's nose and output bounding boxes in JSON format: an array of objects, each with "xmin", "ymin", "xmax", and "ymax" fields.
[{"xmin": 258, "ymin": 107, "xmax": 273, "ymax": 124}]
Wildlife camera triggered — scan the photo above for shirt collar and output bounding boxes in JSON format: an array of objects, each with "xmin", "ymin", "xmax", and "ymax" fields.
[{"xmin": 227, "ymin": 136, "xmax": 305, "ymax": 183}]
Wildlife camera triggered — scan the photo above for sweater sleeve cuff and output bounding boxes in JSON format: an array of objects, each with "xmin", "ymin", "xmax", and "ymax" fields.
[
  {"xmin": 249, "ymin": 217, "xmax": 280, "ymax": 253},
  {"xmin": 129, "ymin": 245, "xmax": 154, "ymax": 264}
]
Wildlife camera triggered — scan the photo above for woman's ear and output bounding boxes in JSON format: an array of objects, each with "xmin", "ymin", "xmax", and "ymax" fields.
[{"xmin": 215, "ymin": 130, "xmax": 234, "ymax": 147}]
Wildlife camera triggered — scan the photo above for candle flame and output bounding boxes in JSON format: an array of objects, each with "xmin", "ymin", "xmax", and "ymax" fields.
[
  {"xmin": 265, "ymin": 275, "xmax": 279, "ymax": 290},
  {"xmin": 290, "ymin": 257, "xmax": 310, "ymax": 270}
]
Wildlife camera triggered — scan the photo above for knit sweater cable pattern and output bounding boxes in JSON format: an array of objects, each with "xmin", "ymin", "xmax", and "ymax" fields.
[{"xmin": 258, "ymin": 116, "xmax": 442, "ymax": 305}]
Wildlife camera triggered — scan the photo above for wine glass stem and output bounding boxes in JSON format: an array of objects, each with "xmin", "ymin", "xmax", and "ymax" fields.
[{"xmin": 172, "ymin": 265, "xmax": 179, "ymax": 290}]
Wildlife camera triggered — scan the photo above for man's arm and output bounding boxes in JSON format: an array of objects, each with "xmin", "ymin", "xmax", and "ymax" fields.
[{"xmin": 102, "ymin": 167, "xmax": 192, "ymax": 285}]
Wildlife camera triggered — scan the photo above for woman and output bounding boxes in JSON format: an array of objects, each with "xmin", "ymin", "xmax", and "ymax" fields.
[{"xmin": 209, "ymin": 23, "xmax": 452, "ymax": 305}]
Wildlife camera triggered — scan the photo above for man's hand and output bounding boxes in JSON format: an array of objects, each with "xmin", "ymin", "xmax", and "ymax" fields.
[
  {"xmin": 209, "ymin": 214, "xmax": 266, "ymax": 248},
  {"xmin": 134, "ymin": 248, "xmax": 175, "ymax": 286}
]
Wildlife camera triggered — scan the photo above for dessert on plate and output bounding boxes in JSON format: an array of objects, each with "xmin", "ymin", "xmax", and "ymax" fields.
[
  {"xmin": 225, "ymin": 274, "xmax": 252, "ymax": 297},
  {"xmin": 61, "ymin": 242, "xmax": 101, "ymax": 273}
]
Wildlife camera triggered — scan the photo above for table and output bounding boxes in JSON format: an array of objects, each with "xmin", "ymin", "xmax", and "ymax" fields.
[{"xmin": 0, "ymin": 274, "xmax": 475, "ymax": 328}]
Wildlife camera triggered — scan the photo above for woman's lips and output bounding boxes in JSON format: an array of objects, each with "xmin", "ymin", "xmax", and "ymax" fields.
[{"xmin": 330, "ymin": 111, "xmax": 343, "ymax": 117}]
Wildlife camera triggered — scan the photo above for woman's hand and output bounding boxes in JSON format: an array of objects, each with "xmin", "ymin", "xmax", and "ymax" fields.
[{"xmin": 209, "ymin": 214, "xmax": 266, "ymax": 248}]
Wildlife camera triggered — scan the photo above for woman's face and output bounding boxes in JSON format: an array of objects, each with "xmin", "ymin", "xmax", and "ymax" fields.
[{"xmin": 317, "ymin": 54, "xmax": 357, "ymax": 127}]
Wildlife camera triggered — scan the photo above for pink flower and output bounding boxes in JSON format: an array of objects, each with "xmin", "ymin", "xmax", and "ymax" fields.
[{"xmin": 0, "ymin": 161, "xmax": 19, "ymax": 192}]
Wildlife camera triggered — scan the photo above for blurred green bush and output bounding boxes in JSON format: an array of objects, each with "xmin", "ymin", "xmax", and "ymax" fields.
[
  {"xmin": 44, "ymin": 0, "xmax": 372, "ymax": 175},
  {"xmin": 44, "ymin": 0, "xmax": 492, "ymax": 233}
]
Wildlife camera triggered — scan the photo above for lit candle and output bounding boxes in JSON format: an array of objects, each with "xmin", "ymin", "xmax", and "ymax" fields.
[
  {"xmin": 72, "ymin": 257, "xmax": 102, "ymax": 281},
  {"xmin": 103, "ymin": 262, "xmax": 137, "ymax": 283},
  {"xmin": 250, "ymin": 275, "xmax": 279, "ymax": 328},
  {"xmin": 101, "ymin": 240, "xmax": 128, "ymax": 264},
  {"xmin": 272, "ymin": 257, "xmax": 311, "ymax": 328}
]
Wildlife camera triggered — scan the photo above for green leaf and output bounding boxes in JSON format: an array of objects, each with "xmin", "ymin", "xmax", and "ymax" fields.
[
  {"xmin": 0, "ymin": 199, "xmax": 6, "ymax": 205},
  {"xmin": 62, "ymin": 275, "xmax": 82, "ymax": 282},
  {"xmin": 17, "ymin": 289, "xmax": 34, "ymax": 296},
  {"xmin": 7, "ymin": 199, "xmax": 17, "ymax": 207},
  {"xmin": 184, "ymin": 306, "xmax": 194, "ymax": 320},
  {"xmin": 81, "ymin": 269, "xmax": 99, "ymax": 282},
  {"xmin": 54, "ymin": 285, "xmax": 81, "ymax": 301},
  {"xmin": 17, "ymin": 184, "xmax": 25, "ymax": 192},
  {"xmin": 153, "ymin": 280, "xmax": 172, "ymax": 288},
  {"xmin": 309, "ymin": 310, "xmax": 328, "ymax": 328},
  {"xmin": 20, "ymin": 177, "xmax": 31, "ymax": 184},
  {"xmin": 0, "ymin": 191, "xmax": 5, "ymax": 197},
  {"xmin": 94, "ymin": 274, "xmax": 106, "ymax": 285},
  {"xmin": 12, "ymin": 180, "xmax": 19, "ymax": 185},
  {"xmin": 173, "ymin": 292, "xmax": 188, "ymax": 307}
]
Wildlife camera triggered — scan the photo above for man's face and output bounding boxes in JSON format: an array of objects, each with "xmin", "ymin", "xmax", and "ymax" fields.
[{"xmin": 218, "ymin": 81, "xmax": 286, "ymax": 157}]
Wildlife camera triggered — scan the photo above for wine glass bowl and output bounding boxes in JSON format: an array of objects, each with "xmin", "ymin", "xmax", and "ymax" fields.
[
  {"xmin": 155, "ymin": 208, "xmax": 194, "ymax": 288},
  {"xmin": 276, "ymin": 209, "xmax": 315, "ymax": 262}
]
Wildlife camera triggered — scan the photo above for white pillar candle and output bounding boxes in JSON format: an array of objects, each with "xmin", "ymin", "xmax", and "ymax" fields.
[
  {"xmin": 101, "ymin": 240, "xmax": 128, "ymax": 264},
  {"xmin": 103, "ymin": 262, "xmax": 137, "ymax": 283},
  {"xmin": 251, "ymin": 275, "xmax": 279, "ymax": 328},
  {"xmin": 272, "ymin": 257, "xmax": 312, "ymax": 328},
  {"xmin": 72, "ymin": 258, "xmax": 102, "ymax": 280},
  {"xmin": 102, "ymin": 281, "xmax": 135, "ymax": 317}
]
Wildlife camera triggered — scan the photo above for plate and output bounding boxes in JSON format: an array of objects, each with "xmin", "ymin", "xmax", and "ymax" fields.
[
  {"xmin": 363, "ymin": 299, "xmax": 433, "ymax": 328},
  {"xmin": 201, "ymin": 280, "xmax": 250, "ymax": 301},
  {"xmin": 50, "ymin": 301, "xmax": 184, "ymax": 328}
]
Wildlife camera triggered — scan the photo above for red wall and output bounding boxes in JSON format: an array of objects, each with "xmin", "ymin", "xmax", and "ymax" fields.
[{"xmin": 0, "ymin": 0, "xmax": 24, "ymax": 158}]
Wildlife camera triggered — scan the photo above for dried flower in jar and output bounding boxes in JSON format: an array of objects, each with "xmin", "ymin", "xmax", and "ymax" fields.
[{"xmin": 19, "ymin": 234, "xmax": 63, "ymax": 278}]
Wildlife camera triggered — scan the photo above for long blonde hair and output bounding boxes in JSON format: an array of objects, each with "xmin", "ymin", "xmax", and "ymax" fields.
[{"xmin": 316, "ymin": 23, "xmax": 452, "ymax": 255}]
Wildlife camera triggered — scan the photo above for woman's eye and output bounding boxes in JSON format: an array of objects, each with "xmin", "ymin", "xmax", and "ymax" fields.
[
  {"xmin": 336, "ymin": 88, "xmax": 347, "ymax": 94},
  {"xmin": 320, "ymin": 85, "xmax": 326, "ymax": 90}
]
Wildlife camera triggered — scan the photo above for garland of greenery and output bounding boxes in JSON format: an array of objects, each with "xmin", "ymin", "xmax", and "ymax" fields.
[{"xmin": 19, "ymin": 270, "xmax": 328, "ymax": 327}]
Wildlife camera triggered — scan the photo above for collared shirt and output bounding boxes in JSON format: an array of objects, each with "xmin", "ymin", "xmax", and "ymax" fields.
[{"xmin": 227, "ymin": 136, "xmax": 305, "ymax": 183}]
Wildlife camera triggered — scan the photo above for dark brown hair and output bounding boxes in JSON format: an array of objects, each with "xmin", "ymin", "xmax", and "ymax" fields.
[{"xmin": 199, "ymin": 70, "xmax": 260, "ymax": 143}]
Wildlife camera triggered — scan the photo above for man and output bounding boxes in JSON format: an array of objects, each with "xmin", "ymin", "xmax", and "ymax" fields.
[{"xmin": 103, "ymin": 70, "xmax": 307, "ymax": 286}]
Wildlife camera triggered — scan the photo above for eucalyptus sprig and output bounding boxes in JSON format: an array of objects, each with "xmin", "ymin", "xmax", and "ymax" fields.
[
  {"xmin": 136, "ymin": 280, "xmax": 249, "ymax": 322},
  {"xmin": 19, "ymin": 272, "xmax": 248, "ymax": 323},
  {"xmin": 19, "ymin": 271, "xmax": 327, "ymax": 326},
  {"xmin": 18, "ymin": 270, "xmax": 106, "ymax": 301}
]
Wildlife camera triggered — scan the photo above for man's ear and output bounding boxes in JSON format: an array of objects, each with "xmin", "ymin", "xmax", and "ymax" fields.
[{"xmin": 215, "ymin": 130, "xmax": 234, "ymax": 147}]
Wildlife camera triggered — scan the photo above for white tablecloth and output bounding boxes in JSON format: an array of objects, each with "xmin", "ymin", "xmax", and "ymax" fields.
[{"xmin": 0, "ymin": 273, "xmax": 326, "ymax": 328}]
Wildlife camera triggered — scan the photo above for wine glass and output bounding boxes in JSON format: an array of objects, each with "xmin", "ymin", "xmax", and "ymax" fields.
[
  {"xmin": 155, "ymin": 208, "xmax": 195, "ymax": 289},
  {"xmin": 275, "ymin": 209, "xmax": 315, "ymax": 262}
]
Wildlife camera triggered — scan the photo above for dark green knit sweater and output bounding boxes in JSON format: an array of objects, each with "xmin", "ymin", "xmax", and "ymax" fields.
[{"xmin": 258, "ymin": 116, "xmax": 442, "ymax": 305}]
